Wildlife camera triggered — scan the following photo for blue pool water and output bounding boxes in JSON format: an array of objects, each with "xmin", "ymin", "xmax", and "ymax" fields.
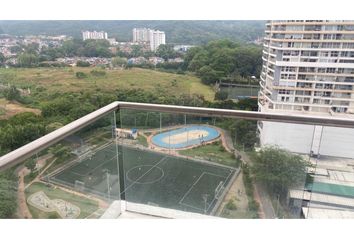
[{"xmin": 151, "ymin": 125, "xmax": 220, "ymax": 149}]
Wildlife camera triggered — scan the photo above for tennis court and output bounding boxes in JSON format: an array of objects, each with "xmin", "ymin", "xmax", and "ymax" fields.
[{"xmin": 48, "ymin": 143, "xmax": 236, "ymax": 215}]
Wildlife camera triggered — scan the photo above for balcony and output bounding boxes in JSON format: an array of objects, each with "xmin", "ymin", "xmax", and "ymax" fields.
[{"xmin": 2, "ymin": 102, "xmax": 354, "ymax": 219}]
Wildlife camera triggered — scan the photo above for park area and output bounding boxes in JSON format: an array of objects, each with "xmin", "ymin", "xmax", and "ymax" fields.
[
  {"xmin": 25, "ymin": 182, "xmax": 99, "ymax": 219},
  {"xmin": 46, "ymin": 143, "xmax": 236, "ymax": 215}
]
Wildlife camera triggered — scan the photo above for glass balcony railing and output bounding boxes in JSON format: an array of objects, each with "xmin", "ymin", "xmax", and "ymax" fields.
[{"xmin": 1, "ymin": 102, "xmax": 354, "ymax": 219}]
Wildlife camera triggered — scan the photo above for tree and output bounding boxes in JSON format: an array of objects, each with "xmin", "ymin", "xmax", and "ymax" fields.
[
  {"xmin": 49, "ymin": 144, "xmax": 72, "ymax": 164},
  {"xmin": 232, "ymin": 119, "xmax": 258, "ymax": 150},
  {"xmin": 156, "ymin": 44, "xmax": 177, "ymax": 60},
  {"xmin": 17, "ymin": 53, "xmax": 39, "ymax": 67},
  {"xmin": 184, "ymin": 39, "xmax": 262, "ymax": 85},
  {"xmin": 111, "ymin": 57, "xmax": 127, "ymax": 68},
  {"xmin": 197, "ymin": 66, "xmax": 223, "ymax": 85},
  {"xmin": 25, "ymin": 158, "xmax": 37, "ymax": 172},
  {"xmin": 251, "ymin": 146, "xmax": 311, "ymax": 199},
  {"xmin": 214, "ymin": 91, "xmax": 228, "ymax": 101},
  {"xmin": 0, "ymin": 52, "xmax": 5, "ymax": 66},
  {"xmin": 0, "ymin": 173, "xmax": 17, "ymax": 218},
  {"xmin": 75, "ymin": 72, "xmax": 87, "ymax": 79},
  {"xmin": 2, "ymin": 85, "xmax": 21, "ymax": 101},
  {"xmin": 131, "ymin": 45, "xmax": 143, "ymax": 58},
  {"xmin": 76, "ymin": 60, "xmax": 90, "ymax": 67}
]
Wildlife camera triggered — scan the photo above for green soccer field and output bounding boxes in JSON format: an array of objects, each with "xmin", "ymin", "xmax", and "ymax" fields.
[{"xmin": 48, "ymin": 143, "xmax": 236, "ymax": 215}]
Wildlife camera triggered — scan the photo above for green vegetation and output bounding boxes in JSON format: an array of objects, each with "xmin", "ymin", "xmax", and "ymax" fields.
[
  {"xmin": 0, "ymin": 52, "xmax": 5, "ymax": 66},
  {"xmin": 0, "ymin": 67, "xmax": 215, "ymax": 102},
  {"xmin": 0, "ymin": 112, "xmax": 46, "ymax": 155},
  {"xmin": 225, "ymin": 198, "xmax": 237, "ymax": 210},
  {"xmin": 242, "ymin": 163, "xmax": 259, "ymax": 218},
  {"xmin": 183, "ymin": 39, "xmax": 262, "ymax": 85},
  {"xmin": 75, "ymin": 71, "xmax": 87, "ymax": 79},
  {"xmin": 111, "ymin": 57, "xmax": 127, "ymax": 68},
  {"xmin": 137, "ymin": 135, "xmax": 148, "ymax": 147},
  {"xmin": 0, "ymin": 170, "xmax": 17, "ymax": 218},
  {"xmin": 25, "ymin": 182, "xmax": 98, "ymax": 218},
  {"xmin": 251, "ymin": 146, "xmax": 311, "ymax": 200},
  {"xmin": 76, "ymin": 60, "xmax": 90, "ymax": 67},
  {"xmin": 60, "ymin": 39, "xmax": 112, "ymax": 58},
  {"xmin": 215, "ymin": 115, "xmax": 258, "ymax": 151},
  {"xmin": 17, "ymin": 53, "xmax": 39, "ymax": 67},
  {"xmin": 156, "ymin": 44, "xmax": 178, "ymax": 60},
  {"xmin": 179, "ymin": 141, "xmax": 238, "ymax": 167}
]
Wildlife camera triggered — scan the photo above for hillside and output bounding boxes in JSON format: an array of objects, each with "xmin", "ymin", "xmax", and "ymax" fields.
[{"xmin": 0, "ymin": 20, "xmax": 265, "ymax": 44}]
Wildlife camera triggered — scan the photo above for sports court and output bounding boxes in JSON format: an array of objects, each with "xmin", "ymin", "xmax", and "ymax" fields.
[
  {"xmin": 47, "ymin": 143, "xmax": 235, "ymax": 215},
  {"xmin": 151, "ymin": 125, "xmax": 220, "ymax": 149}
]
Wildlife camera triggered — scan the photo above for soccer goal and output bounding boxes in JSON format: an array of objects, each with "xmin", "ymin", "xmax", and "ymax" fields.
[
  {"xmin": 214, "ymin": 181, "xmax": 224, "ymax": 200},
  {"xmin": 74, "ymin": 180, "xmax": 85, "ymax": 191}
]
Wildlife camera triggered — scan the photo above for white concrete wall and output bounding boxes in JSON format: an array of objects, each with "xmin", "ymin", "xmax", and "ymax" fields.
[{"xmin": 260, "ymin": 121, "xmax": 354, "ymax": 158}]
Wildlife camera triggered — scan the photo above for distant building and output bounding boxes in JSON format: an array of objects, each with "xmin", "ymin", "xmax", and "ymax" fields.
[
  {"xmin": 116, "ymin": 128, "xmax": 138, "ymax": 140},
  {"xmin": 132, "ymin": 28, "xmax": 150, "ymax": 42},
  {"xmin": 149, "ymin": 57, "xmax": 165, "ymax": 65},
  {"xmin": 82, "ymin": 31, "xmax": 108, "ymax": 41},
  {"xmin": 173, "ymin": 45, "xmax": 194, "ymax": 52},
  {"xmin": 132, "ymin": 28, "xmax": 166, "ymax": 51}
]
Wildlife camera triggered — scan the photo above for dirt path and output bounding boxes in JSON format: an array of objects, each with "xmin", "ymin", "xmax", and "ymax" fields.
[
  {"xmin": 25, "ymin": 154, "xmax": 54, "ymax": 189},
  {"xmin": 17, "ymin": 167, "xmax": 32, "ymax": 219},
  {"xmin": 216, "ymin": 171, "xmax": 248, "ymax": 216}
]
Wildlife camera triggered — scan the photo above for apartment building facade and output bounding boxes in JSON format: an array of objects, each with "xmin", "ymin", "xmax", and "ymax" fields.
[
  {"xmin": 82, "ymin": 31, "xmax": 108, "ymax": 41},
  {"xmin": 132, "ymin": 28, "xmax": 166, "ymax": 51},
  {"xmin": 258, "ymin": 20, "xmax": 354, "ymax": 158}
]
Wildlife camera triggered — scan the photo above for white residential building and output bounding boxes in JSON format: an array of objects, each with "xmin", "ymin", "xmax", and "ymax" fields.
[
  {"xmin": 258, "ymin": 20, "xmax": 354, "ymax": 158},
  {"xmin": 82, "ymin": 31, "xmax": 108, "ymax": 41},
  {"xmin": 132, "ymin": 28, "xmax": 166, "ymax": 51}
]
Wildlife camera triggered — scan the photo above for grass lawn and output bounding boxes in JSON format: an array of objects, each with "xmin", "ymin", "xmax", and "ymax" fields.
[
  {"xmin": 137, "ymin": 134, "xmax": 148, "ymax": 147},
  {"xmin": 25, "ymin": 182, "xmax": 99, "ymax": 219},
  {"xmin": 179, "ymin": 141, "xmax": 238, "ymax": 167},
  {"xmin": 0, "ymin": 67, "xmax": 215, "ymax": 101}
]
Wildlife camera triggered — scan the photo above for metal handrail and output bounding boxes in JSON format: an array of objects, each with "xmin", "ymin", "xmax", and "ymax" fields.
[{"xmin": 1, "ymin": 101, "xmax": 354, "ymax": 170}]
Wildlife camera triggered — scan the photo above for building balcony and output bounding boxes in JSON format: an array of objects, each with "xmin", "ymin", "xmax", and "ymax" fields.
[{"xmin": 2, "ymin": 102, "xmax": 354, "ymax": 219}]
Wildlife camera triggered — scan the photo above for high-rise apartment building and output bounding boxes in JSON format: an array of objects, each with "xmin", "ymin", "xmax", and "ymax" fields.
[
  {"xmin": 259, "ymin": 20, "xmax": 354, "ymax": 158},
  {"xmin": 82, "ymin": 31, "xmax": 108, "ymax": 41},
  {"xmin": 132, "ymin": 28, "xmax": 150, "ymax": 42},
  {"xmin": 132, "ymin": 28, "xmax": 166, "ymax": 51}
]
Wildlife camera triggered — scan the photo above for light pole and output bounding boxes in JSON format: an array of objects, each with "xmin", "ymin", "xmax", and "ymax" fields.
[
  {"xmin": 105, "ymin": 170, "xmax": 111, "ymax": 201},
  {"xmin": 276, "ymin": 194, "xmax": 280, "ymax": 218},
  {"xmin": 202, "ymin": 194, "xmax": 209, "ymax": 214}
]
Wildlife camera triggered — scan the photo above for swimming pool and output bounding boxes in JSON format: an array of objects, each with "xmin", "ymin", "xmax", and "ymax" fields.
[{"xmin": 151, "ymin": 125, "xmax": 220, "ymax": 149}]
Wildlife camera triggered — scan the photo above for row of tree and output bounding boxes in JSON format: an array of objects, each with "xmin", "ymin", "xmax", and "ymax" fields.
[{"xmin": 183, "ymin": 39, "xmax": 262, "ymax": 85}]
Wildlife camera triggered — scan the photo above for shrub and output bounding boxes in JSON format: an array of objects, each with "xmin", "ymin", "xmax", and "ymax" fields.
[
  {"xmin": 90, "ymin": 69, "xmax": 106, "ymax": 77},
  {"xmin": 215, "ymin": 91, "xmax": 228, "ymax": 101},
  {"xmin": 75, "ymin": 72, "xmax": 87, "ymax": 79},
  {"xmin": 76, "ymin": 60, "xmax": 90, "ymax": 67},
  {"xmin": 225, "ymin": 199, "xmax": 237, "ymax": 210},
  {"xmin": 248, "ymin": 199, "xmax": 259, "ymax": 212}
]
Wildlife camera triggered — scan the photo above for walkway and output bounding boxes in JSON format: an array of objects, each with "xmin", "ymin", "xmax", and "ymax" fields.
[{"xmin": 17, "ymin": 167, "xmax": 32, "ymax": 219}]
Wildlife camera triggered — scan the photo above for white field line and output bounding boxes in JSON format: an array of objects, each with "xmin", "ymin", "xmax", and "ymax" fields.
[
  {"xmin": 206, "ymin": 169, "xmax": 234, "ymax": 213},
  {"xmin": 178, "ymin": 172, "xmax": 206, "ymax": 205},
  {"xmin": 122, "ymin": 156, "xmax": 168, "ymax": 193}
]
